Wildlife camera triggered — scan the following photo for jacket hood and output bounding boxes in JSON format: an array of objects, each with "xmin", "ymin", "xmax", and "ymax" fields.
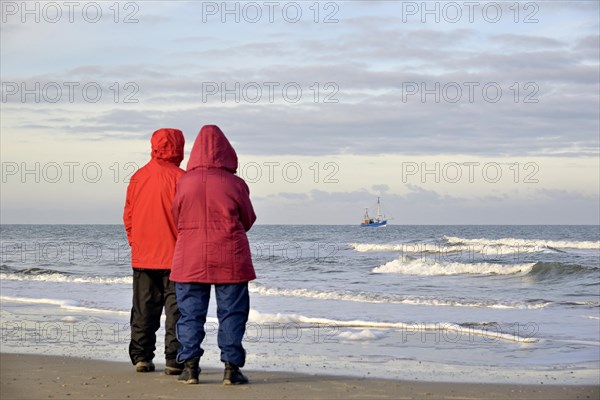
[
  {"xmin": 186, "ymin": 125, "xmax": 238, "ymax": 173},
  {"xmin": 150, "ymin": 128, "xmax": 185, "ymax": 166}
]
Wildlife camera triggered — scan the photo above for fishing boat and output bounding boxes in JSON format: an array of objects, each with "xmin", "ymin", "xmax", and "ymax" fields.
[{"xmin": 360, "ymin": 197, "xmax": 387, "ymax": 227}]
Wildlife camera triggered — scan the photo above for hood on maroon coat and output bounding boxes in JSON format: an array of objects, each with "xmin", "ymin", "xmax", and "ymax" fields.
[
  {"xmin": 186, "ymin": 125, "xmax": 238, "ymax": 173},
  {"xmin": 151, "ymin": 128, "xmax": 185, "ymax": 167}
]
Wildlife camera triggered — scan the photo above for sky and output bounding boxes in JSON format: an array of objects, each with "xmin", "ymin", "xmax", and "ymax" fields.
[{"xmin": 1, "ymin": 0, "xmax": 599, "ymax": 224}]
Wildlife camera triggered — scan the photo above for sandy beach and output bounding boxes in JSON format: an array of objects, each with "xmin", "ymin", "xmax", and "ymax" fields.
[{"xmin": 0, "ymin": 353, "xmax": 597, "ymax": 400}]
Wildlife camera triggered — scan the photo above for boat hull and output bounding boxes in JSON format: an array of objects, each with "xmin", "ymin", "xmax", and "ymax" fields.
[{"xmin": 360, "ymin": 220, "xmax": 387, "ymax": 227}]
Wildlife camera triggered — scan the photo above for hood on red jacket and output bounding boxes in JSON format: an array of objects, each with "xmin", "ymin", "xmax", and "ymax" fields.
[
  {"xmin": 151, "ymin": 128, "xmax": 185, "ymax": 167},
  {"xmin": 186, "ymin": 125, "xmax": 238, "ymax": 173}
]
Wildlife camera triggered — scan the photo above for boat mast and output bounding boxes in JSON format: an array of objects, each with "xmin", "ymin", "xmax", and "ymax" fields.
[{"xmin": 376, "ymin": 197, "xmax": 382, "ymax": 220}]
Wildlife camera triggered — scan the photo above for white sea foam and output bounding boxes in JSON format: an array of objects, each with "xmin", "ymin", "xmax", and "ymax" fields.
[
  {"xmin": 0, "ymin": 297, "xmax": 539, "ymax": 343},
  {"xmin": 250, "ymin": 283, "xmax": 389, "ymax": 303},
  {"xmin": 247, "ymin": 310, "xmax": 538, "ymax": 343},
  {"xmin": 349, "ymin": 242, "xmax": 543, "ymax": 255},
  {"xmin": 400, "ymin": 297, "xmax": 548, "ymax": 310},
  {"xmin": 0, "ymin": 296, "xmax": 79, "ymax": 308},
  {"xmin": 0, "ymin": 296, "xmax": 130, "ymax": 316},
  {"xmin": 372, "ymin": 259, "xmax": 536, "ymax": 276},
  {"xmin": 62, "ymin": 305, "xmax": 130, "ymax": 316},
  {"xmin": 349, "ymin": 243, "xmax": 408, "ymax": 252},
  {"xmin": 445, "ymin": 236, "xmax": 600, "ymax": 250},
  {"xmin": 0, "ymin": 273, "xmax": 132, "ymax": 284},
  {"xmin": 249, "ymin": 283, "xmax": 548, "ymax": 309},
  {"xmin": 338, "ymin": 329, "xmax": 386, "ymax": 341}
]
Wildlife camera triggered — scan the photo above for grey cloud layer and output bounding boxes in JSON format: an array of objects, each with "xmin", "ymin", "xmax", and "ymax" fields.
[{"xmin": 2, "ymin": 3, "xmax": 598, "ymax": 157}]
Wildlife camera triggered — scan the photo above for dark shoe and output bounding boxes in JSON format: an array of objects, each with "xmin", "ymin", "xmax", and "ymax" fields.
[
  {"xmin": 135, "ymin": 360, "xmax": 155, "ymax": 373},
  {"xmin": 178, "ymin": 358, "xmax": 200, "ymax": 384},
  {"xmin": 223, "ymin": 362, "xmax": 248, "ymax": 385},
  {"xmin": 165, "ymin": 359, "xmax": 184, "ymax": 375}
]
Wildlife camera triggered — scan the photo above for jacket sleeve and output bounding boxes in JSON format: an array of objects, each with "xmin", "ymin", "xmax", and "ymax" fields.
[
  {"xmin": 123, "ymin": 179, "xmax": 135, "ymax": 246},
  {"xmin": 238, "ymin": 181, "xmax": 256, "ymax": 232},
  {"xmin": 171, "ymin": 181, "xmax": 182, "ymax": 228}
]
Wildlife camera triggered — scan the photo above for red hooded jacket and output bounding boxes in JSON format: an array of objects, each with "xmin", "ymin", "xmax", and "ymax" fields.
[
  {"xmin": 123, "ymin": 128, "xmax": 185, "ymax": 269},
  {"xmin": 170, "ymin": 125, "xmax": 256, "ymax": 284}
]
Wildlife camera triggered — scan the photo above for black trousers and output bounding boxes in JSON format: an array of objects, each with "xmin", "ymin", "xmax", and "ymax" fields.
[{"xmin": 129, "ymin": 268, "xmax": 180, "ymax": 364}]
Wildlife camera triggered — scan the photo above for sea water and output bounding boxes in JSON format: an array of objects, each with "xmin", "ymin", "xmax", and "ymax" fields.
[{"xmin": 1, "ymin": 224, "xmax": 599, "ymax": 384}]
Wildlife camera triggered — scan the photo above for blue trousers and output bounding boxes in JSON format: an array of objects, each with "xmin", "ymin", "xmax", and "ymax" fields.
[{"xmin": 175, "ymin": 282, "xmax": 249, "ymax": 367}]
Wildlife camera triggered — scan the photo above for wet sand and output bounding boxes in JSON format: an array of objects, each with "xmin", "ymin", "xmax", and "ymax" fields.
[{"xmin": 1, "ymin": 353, "xmax": 597, "ymax": 400}]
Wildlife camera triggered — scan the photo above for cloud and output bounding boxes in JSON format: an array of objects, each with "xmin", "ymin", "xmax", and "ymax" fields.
[
  {"xmin": 372, "ymin": 184, "xmax": 389, "ymax": 193},
  {"xmin": 491, "ymin": 34, "xmax": 564, "ymax": 50},
  {"xmin": 4, "ymin": 93, "xmax": 597, "ymax": 158},
  {"xmin": 1, "ymin": 1, "xmax": 598, "ymax": 161},
  {"xmin": 272, "ymin": 192, "xmax": 309, "ymax": 201}
]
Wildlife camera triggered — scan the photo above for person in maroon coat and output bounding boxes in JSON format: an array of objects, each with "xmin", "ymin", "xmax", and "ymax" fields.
[{"xmin": 170, "ymin": 125, "xmax": 256, "ymax": 385}]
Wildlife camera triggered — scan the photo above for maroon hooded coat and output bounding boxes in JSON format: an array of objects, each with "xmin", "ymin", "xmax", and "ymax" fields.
[{"xmin": 170, "ymin": 125, "xmax": 256, "ymax": 284}]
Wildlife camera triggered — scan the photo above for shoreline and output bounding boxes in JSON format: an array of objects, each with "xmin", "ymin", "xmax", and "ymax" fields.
[
  {"xmin": 1, "ymin": 354, "xmax": 598, "ymax": 400},
  {"xmin": 1, "ymin": 301, "xmax": 598, "ymax": 386}
]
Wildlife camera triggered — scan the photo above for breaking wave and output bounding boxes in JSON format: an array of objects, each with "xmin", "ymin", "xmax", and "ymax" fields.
[
  {"xmin": 249, "ymin": 282, "xmax": 549, "ymax": 309},
  {"xmin": 444, "ymin": 236, "xmax": 600, "ymax": 250},
  {"xmin": 349, "ymin": 242, "xmax": 544, "ymax": 255},
  {"xmin": 0, "ymin": 265, "xmax": 131, "ymax": 284},
  {"xmin": 349, "ymin": 236, "xmax": 599, "ymax": 256},
  {"xmin": 372, "ymin": 259, "xmax": 536, "ymax": 276}
]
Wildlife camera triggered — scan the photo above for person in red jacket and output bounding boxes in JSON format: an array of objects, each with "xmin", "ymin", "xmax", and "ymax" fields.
[
  {"xmin": 123, "ymin": 128, "xmax": 185, "ymax": 375},
  {"xmin": 170, "ymin": 125, "xmax": 256, "ymax": 385}
]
